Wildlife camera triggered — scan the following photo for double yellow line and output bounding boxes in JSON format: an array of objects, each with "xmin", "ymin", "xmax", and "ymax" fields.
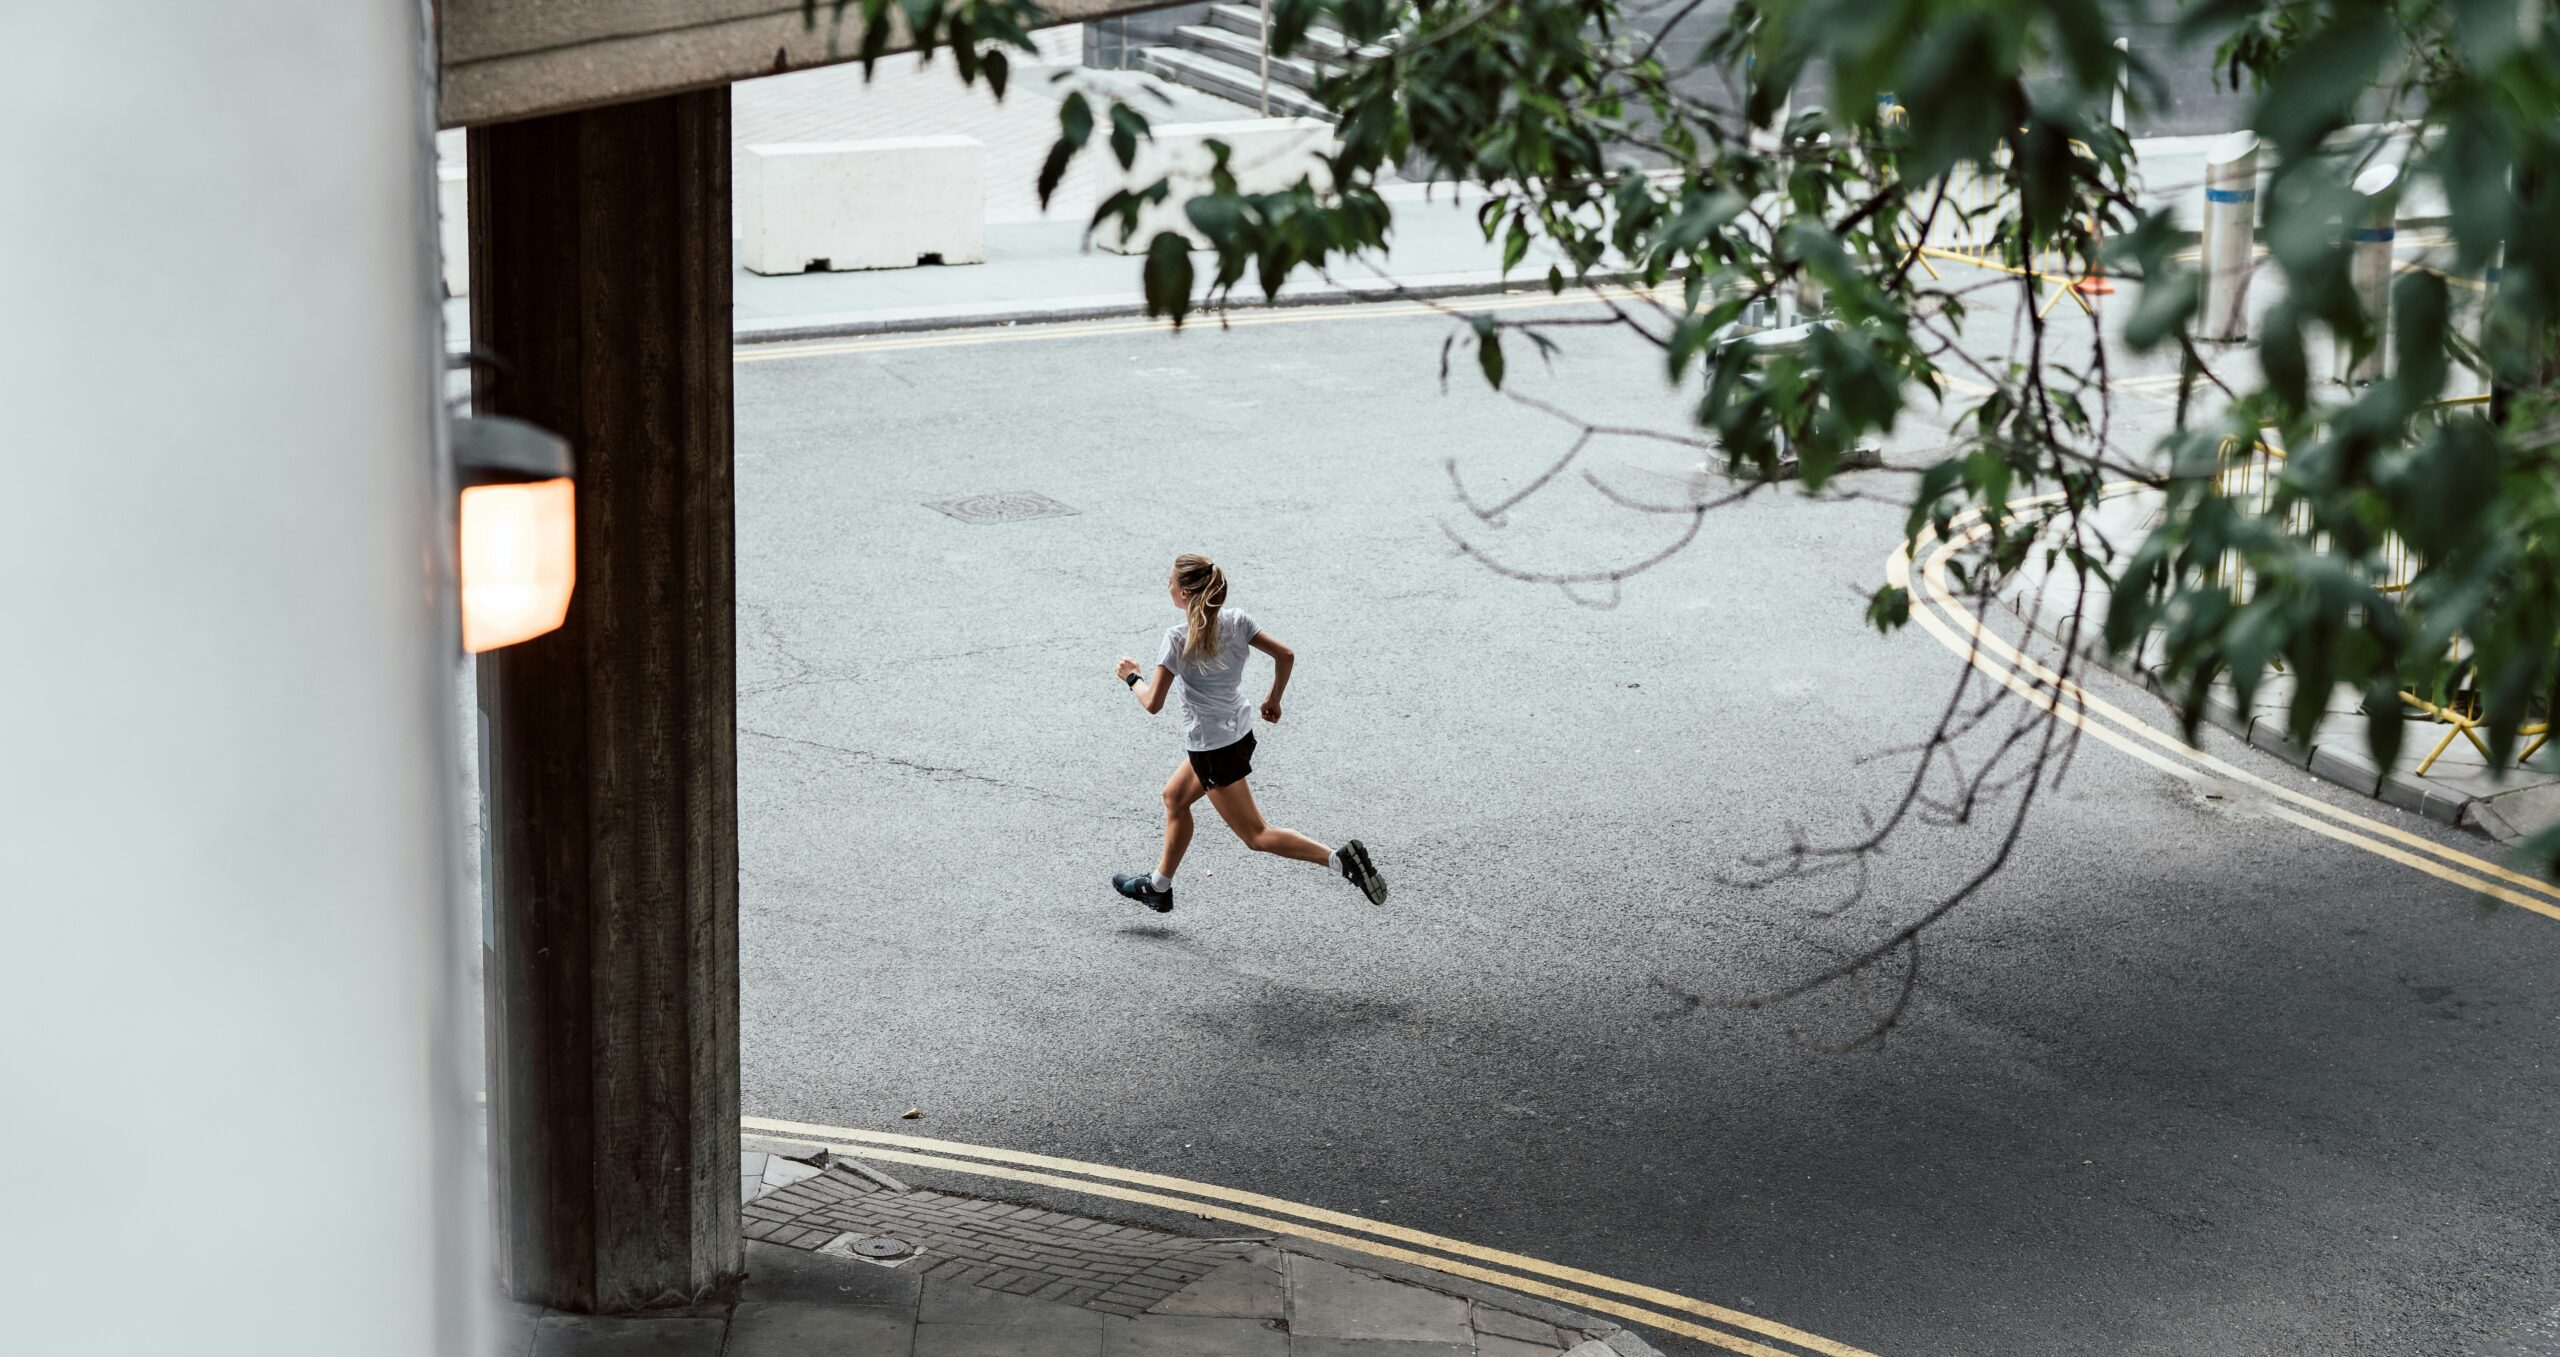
[
  {"xmin": 741, "ymin": 1113, "xmax": 1879, "ymax": 1357},
  {"xmin": 1895, "ymin": 493, "xmax": 2560, "ymax": 920}
]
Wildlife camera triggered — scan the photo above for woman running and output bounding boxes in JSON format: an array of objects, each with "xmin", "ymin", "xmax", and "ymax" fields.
[{"xmin": 1111, "ymin": 553, "xmax": 1386, "ymax": 913}]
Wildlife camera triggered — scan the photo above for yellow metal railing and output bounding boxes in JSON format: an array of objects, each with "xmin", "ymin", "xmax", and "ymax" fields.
[
  {"xmin": 1893, "ymin": 147, "xmax": 2107, "ymax": 315},
  {"xmin": 2207, "ymin": 407, "xmax": 2545, "ymax": 774}
]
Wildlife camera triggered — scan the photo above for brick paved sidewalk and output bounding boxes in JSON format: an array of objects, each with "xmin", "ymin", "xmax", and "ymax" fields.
[{"xmin": 492, "ymin": 1140, "xmax": 1666, "ymax": 1357}]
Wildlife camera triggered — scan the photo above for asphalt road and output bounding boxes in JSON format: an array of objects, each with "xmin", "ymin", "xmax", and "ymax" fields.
[{"xmin": 722, "ymin": 300, "xmax": 2560, "ymax": 1356}]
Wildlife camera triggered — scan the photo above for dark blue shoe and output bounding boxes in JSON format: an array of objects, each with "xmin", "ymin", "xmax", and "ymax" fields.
[{"xmin": 1112, "ymin": 872, "xmax": 1173, "ymax": 913}]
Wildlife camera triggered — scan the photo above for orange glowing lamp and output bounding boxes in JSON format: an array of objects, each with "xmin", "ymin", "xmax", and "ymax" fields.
[{"xmin": 453, "ymin": 416, "xmax": 576, "ymax": 653}]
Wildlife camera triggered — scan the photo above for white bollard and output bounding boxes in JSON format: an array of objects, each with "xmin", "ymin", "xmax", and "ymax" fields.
[
  {"xmin": 2482, "ymin": 240, "xmax": 2503, "ymax": 358},
  {"xmin": 1097, "ymin": 117, "xmax": 1334, "ymax": 255},
  {"xmin": 2198, "ymin": 131, "xmax": 2258, "ymax": 343},
  {"xmin": 438, "ymin": 164, "xmax": 468, "ymax": 299},
  {"xmin": 2110, "ymin": 37, "xmax": 2129, "ymax": 133},
  {"xmin": 2342, "ymin": 160, "xmax": 2399, "ymax": 385},
  {"xmin": 738, "ymin": 136, "xmax": 986, "ymax": 275}
]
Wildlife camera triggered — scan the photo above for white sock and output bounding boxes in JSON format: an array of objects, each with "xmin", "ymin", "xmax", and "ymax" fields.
[
  {"xmin": 1149, "ymin": 871, "xmax": 1172, "ymax": 891},
  {"xmin": 1326, "ymin": 848, "xmax": 1345, "ymax": 873}
]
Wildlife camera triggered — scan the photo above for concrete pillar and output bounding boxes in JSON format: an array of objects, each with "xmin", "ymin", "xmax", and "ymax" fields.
[
  {"xmin": 2198, "ymin": 131, "xmax": 2258, "ymax": 342},
  {"xmin": 2342, "ymin": 161, "xmax": 2400, "ymax": 385},
  {"xmin": 4, "ymin": 6, "xmax": 468, "ymax": 1357},
  {"xmin": 467, "ymin": 87, "xmax": 744, "ymax": 1314}
]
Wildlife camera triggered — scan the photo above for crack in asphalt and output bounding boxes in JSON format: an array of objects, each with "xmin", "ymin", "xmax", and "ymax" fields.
[
  {"xmin": 737, "ymin": 634, "xmax": 1082, "ymax": 698},
  {"xmin": 739, "ymin": 725, "xmax": 1146, "ymax": 822}
]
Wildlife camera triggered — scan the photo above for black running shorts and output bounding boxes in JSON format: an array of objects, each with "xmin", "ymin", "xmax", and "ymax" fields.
[{"xmin": 1187, "ymin": 732, "xmax": 1256, "ymax": 789}]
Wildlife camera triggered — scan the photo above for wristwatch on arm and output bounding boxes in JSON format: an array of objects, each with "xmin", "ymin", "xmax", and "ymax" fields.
[{"xmin": 1123, "ymin": 672, "xmax": 1141, "ymax": 688}]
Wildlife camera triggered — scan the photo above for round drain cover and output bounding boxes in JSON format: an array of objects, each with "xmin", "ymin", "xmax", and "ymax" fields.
[{"xmin": 849, "ymin": 1236, "xmax": 913, "ymax": 1259}]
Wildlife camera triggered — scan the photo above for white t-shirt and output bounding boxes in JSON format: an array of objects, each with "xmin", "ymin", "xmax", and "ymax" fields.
[{"xmin": 1156, "ymin": 607, "xmax": 1260, "ymax": 751}]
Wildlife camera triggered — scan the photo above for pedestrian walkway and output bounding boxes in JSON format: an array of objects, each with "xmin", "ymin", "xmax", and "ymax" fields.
[
  {"xmin": 441, "ymin": 38, "xmax": 2373, "ymax": 347},
  {"xmin": 1995, "ymin": 485, "xmax": 2560, "ymax": 840},
  {"xmin": 493, "ymin": 1140, "xmax": 1665, "ymax": 1356}
]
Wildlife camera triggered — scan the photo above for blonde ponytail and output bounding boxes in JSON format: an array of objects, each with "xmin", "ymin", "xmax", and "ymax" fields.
[{"xmin": 1172, "ymin": 553, "xmax": 1229, "ymax": 662}]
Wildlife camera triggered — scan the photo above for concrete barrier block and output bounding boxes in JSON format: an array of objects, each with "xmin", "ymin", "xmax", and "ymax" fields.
[
  {"xmin": 438, "ymin": 165, "xmax": 468, "ymax": 299},
  {"xmin": 1097, "ymin": 117, "xmax": 1335, "ymax": 255},
  {"xmin": 739, "ymin": 136, "xmax": 986, "ymax": 276}
]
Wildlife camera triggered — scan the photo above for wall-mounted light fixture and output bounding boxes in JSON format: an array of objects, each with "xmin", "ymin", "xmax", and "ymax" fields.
[{"xmin": 453, "ymin": 415, "xmax": 575, "ymax": 653}]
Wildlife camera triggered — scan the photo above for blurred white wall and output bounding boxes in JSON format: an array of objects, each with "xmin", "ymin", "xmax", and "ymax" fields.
[{"xmin": 0, "ymin": 4, "xmax": 469, "ymax": 1355}]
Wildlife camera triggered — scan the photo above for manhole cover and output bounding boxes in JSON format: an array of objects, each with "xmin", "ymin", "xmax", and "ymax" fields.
[
  {"xmin": 848, "ymin": 1236, "xmax": 913, "ymax": 1259},
  {"xmin": 925, "ymin": 491, "xmax": 1077, "ymax": 525}
]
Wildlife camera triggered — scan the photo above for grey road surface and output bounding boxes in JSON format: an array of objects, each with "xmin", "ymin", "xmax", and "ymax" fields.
[{"xmin": 727, "ymin": 304, "xmax": 2560, "ymax": 1357}]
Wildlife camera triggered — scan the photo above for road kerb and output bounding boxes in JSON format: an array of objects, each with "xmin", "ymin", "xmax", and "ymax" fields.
[{"xmin": 742, "ymin": 1115, "xmax": 1881, "ymax": 1357}]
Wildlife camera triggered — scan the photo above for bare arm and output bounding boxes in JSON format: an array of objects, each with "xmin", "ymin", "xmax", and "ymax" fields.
[
  {"xmin": 1115, "ymin": 656, "xmax": 1175, "ymax": 714},
  {"xmin": 1249, "ymin": 630, "xmax": 1294, "ymax": 722}
]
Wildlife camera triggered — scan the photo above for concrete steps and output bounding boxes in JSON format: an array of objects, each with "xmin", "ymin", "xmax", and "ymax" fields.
[
  {"xmin": 1174, "ymin": 23, "xmax": 1323, "ymax": 93},
  {"xmin": 1202, "ymin": 4, "xmax": 1370, "ymax": 63},
  {"xmin": 1136, "ymin": 3, "xmax": 1378, "ymax": 120},
  {"xmin": 1140, "ymin": 46, "xmax": 1332, "ymax": 120}
]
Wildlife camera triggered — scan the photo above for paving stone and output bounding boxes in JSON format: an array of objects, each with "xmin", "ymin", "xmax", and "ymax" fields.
[
  {"xmin": 1478, "ymin": 1333, "xmax": 1569, "ymax": 1357},
  {"xmin": 1472, "ymin": 1305, "xmax": 1563, "ymax": 1347},
  {"xmin": 762, "ymin": 1157, "xmax": 824, "ymax": 1191},
  {"xmin": 1284, "ymin": 1255, "xmax": 1472, "ymax": 1344},
  {"xmin": 726, "ymin": 1301, "xmax": 915, "ymax": 1356},
  {"xmin": 1100, "ymin": 1312, "xmax": 1287, "ymax": 1356},
  {"xmin": 740, "ymin": 1239, "xmax": 924, "ymax": 1308},
  {"xmin": 1147, "ymin": 1259, "xmax": 1285, "ymax": 1319},
  {"xmin": 920, "ymin": 1274, "xmax": 1105, "ymax": 1331},
  {"xmin": 529, "ymin": 1316, "xmax": 726, "ymax": 1357},
  {"xmin": 915, "ymin": 1322, "xmax": 1104, "ymax": 1357},
  {"xmin": 1284, "ymin": 1341, "xmax": 1472, "ymax": 1357}
]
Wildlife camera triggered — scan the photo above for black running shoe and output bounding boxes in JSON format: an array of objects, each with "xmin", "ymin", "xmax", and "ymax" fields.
[
  {"xmin": 1338, "ymin": 840, "xmax": 1387, "ymax": 905},
  {"xmin": 1112, "ymin": 872, "xmax": 1173, "ymax": 913}
]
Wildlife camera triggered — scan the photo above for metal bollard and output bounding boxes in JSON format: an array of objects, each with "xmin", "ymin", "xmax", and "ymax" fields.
[
  {"xmin": 1695, "ymin": 322, "xmax": 1879, "ymax": 480},
  {"xmin": 2483, "ymin": 241, "xmax": 2503, "ymax": 356},
  {"xmin": 2198, "ymin": 131, "xmax": 2258, "ymax": 343},
  {"xmin": 1698, "ymin": 321, "xmax": 1820, "ymax": 476},
  {"xmin": 2342, "ymin": 160, "xmax": 2399, "ymax": 385},
  {"xmin": 2109, "ymin": 37, "xmax": 2129, "ymax": 133}
]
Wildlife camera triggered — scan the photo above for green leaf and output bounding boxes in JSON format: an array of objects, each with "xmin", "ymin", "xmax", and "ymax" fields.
[
  {"xmin": 1661, "ymin": 189, "xmax": 1746, "ymax": 252},
  {"xmin": 1472, "ymin": 314, "xmax": 1505, "ymax": 389},
  {"xmin": 1868, "ymin": 584, "xmax": 1912, "ymax": 632},
  {"xmin": 1142, "ymin": 233, "xmax": 1196, "ymax": 325},
  {"xmin": 1109, "ymin": 103, "xmax": 1149, "ymax": 171},
  {"xmin": 1036, "ymin": 141, "xmax": 1075, "ymax": 209},
  {"xmin": 2390, "ymin": 270, "xmax": 2450, "ymax": 404},
  {"xmin": 2123, "ymin": 270, "xmax": 2198, "ymax": 352},
  {"xmin": 1184, "ymin": 192, "xmax": 1245, "ymax": 243},
  {"xmin": 2253, "ymin": 10, "xmax": 2393, "ymax": 157}
]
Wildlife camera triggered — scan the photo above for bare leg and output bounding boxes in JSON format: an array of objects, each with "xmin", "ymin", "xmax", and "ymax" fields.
[
  {"xmin": 1157, "ymin": 761, "xmax": 1204, "ymax": 879},
  {"xmin": 1202, "ymin": 779, "xmax": 1331, "ymax": 865}
]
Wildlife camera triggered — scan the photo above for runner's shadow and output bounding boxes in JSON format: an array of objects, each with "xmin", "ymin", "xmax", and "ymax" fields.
[{"xmin": 1117, "ymin": 925, "xmax": 1181, "ymax": 942}]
